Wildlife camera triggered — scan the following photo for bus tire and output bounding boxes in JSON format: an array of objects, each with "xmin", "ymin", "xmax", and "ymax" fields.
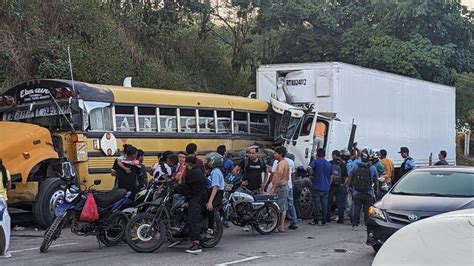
[{"xmin": 33, "ymin": 178, "xmax": 64, "ymax": 229}]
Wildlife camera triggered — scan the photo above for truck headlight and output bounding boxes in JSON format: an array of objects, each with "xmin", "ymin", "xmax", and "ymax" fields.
[{"xmin": 368, "ymin": 206, "xmax": 386, "ymax": 221}]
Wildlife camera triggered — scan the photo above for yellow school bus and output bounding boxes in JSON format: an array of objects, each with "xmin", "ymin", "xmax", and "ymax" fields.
[{"xmin": 0, "ymin": 79, "xmax": 272, "ymax": 228}]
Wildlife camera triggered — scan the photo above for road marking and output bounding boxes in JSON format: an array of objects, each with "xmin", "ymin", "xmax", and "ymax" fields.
[
  {"xmin": 10, "ymin": 242, "xmax": 78, "ymax": 253},
  {"xmin": 215, "ymin": 256, "xmax": 264, "ymax": 266}
]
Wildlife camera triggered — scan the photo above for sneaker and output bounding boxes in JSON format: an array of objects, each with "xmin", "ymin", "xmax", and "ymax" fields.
[
  {"xmin": 308, "ymin": 220, "xmax": 318, "ymax": 226},
  {"xmin": 352, "ymin": 226, "xmax": 359, "ymax": 231},
  {"xmin": 288, "ymin": 224, "xmax": 298, "ymax": 230},
  {"xmin": 0, "ymin": 252, "xmax": 12, "ymax": 259},
  {"xmin": 168, "ymin": 240, "xmax": 182, "ymax": 248},
  {"xmin": 243, "ymin": 225, "xmax": 250, "ymax": 232},
  {"xmin": 185, "ymin": 244, "xmax": 202, "ymax": 254}
]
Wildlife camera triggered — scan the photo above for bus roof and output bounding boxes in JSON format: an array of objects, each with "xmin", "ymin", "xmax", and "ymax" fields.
[
  {"xmin": 89, "ymin": 83, "xmax": 269, "ymax": 112},
  {"xmin": 2, "ymin": 79, "xmax": 269, "ymax": 112}
]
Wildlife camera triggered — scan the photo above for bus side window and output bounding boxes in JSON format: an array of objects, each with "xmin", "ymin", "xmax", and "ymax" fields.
[
  {"xmin": 250, "ymin": 113, "xmax": 270, "ymax": 135},
  {"xmin": 233, "ymin": 111, "xmax": 248, "ymax": 134},
  {"xmin": 159, "ymin": 108, "xmax": 177, "ymax": 133},
  {"xmin": 217, "ymin": 111, "xmax": 231, "ymax": 134},
  {"xmin": 138, "ymin": 107, "xmax": 157, "ymax": 132},
  {"xmin": 180, "ymin": 109, "xmax": 196, "ymax": 133},
  {"xmin": 89, "ymin": 107, "xmax": 113, "ymax": 131},
  {"xmin": 199, "ymin": 109, "xmax": 215, "ymax": 134},
  {"xmin": 115, "ymin": 106, "xmax": 135, "ymax": 132}
]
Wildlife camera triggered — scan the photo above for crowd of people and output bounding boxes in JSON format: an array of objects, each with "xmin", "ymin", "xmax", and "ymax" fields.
[{"xmin": 0, "ymin": 141, "xmax": 451, "ymax": 258}]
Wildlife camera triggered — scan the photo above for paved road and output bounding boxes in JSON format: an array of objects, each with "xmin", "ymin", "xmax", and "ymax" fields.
[{"xmin": 4, "ymin": 221, "xmax": 375, "ymax": 266}]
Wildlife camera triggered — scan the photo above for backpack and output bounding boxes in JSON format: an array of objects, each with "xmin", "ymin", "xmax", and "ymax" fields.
[
  {"xmin": 353, "ymin": 164, "xmax": 371, "ymax": 193},
  {"xmin": 331, "ymin": 163, "xmax": 343, "ymax": 185}
]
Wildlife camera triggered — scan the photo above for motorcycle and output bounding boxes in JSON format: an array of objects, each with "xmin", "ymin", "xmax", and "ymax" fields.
[
  {"xmin": 40, "ymin": 161, "xmax": 131, "ymax": 253},
  {"xmin": 122, "ymin": 178, "xmax": 166, "ymax": 218},
  {"xmin": 221, "ymin": 175, "xmax": 280, "ymax": 235},
  {"xmin": 125, "ymin": 178, "xmax": 223, "ymax": 253}
]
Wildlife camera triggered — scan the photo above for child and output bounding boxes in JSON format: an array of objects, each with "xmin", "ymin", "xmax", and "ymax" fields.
[{"xmin": 112, "ymin": 144, "xmax": 134, "ymax": 177}]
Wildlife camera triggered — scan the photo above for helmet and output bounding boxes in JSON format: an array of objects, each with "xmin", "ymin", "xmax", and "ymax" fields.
[
  {"xmin": 361, "ymin": 147, "xmax": 372, "ymax": 162},
  {"xmin": 370, "ymin": 149, "xmax": 380, "ymax": 160},
  {"xmin": 205, "ymin": 152, "xmax": 224, "ymax": 169}
]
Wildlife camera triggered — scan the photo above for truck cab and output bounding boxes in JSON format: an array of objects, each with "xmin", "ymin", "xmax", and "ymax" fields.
[{"xmin": 271, "ymin": 97, "xmax": 355, "ymax": 219}]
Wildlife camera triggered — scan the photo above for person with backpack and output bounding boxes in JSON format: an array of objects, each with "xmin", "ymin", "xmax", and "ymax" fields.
[
  {"xmin": 0, "ymin": 158, "xmax": 12, "ymax": 259},
  {"xmin": 348, "ymin": 147, "xmax": 379, "ymax": 231},
  {"xmin": 308, "ymin": 148, "xmax": 332, "ymax": 226},
  {"xmin": 326, "ymin": 150, "xmax": 348, "ymax": 224},
  {"xmin": 232, "ymin": 146, "xmax": 269, "ymax": 194},
  {"xmin": 217, "ymin": 145, "xmax": 233, "ymax": 177}
]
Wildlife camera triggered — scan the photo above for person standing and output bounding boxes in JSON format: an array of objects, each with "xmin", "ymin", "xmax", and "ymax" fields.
[
  {"xmin": 308, "ymin": 148, "xmax": 332, "ymax": 226},
  {"xmin": 217, "ymin": 145, "xmax": 234, "ymax": 177},
  {"xmin": 186, "ymin": 143, "xmax": 206, "ymax": 174},
  {"xmin": 232, "ymin": 147, "xmax": 269, "ymax": 194},
  {"xmin": 394, "ymin": 147, "xmax": 416, "ymax": 184},
  {"xmin": 348, "ymin": 148, "xmax": 379, "ymax": 231},
  {"xmin": 136, "ymin": 149, "xmax": 148, "ymax": 188},
  {"xmin": 311, "ymin": 121, "xmax": 327, "ymax": 159},
  {"xmin": 179, "ymin": 156, "xmax": 208, "ymax": 254},
  {"xmin": 269, "ymin": 147, "xmax": 290, "ymax": 232},
  {"xmin": 112, "ymin": 146, "xmax": 141, "ymax": 198},
  {"xmin": 0, "ymin": 158, "xmax": 12, "ymax": 259},
  {"xmin": 429, "ymin": 150, "xmax": 449, "ymax": 166},
  {"xmin": 327, "ymin": 150, "xmax": 348, "ymax": 224},
  {"xmin": 205, "ymin": 153, "xmax": 225, "ymax": 235},
  {"xmin": 174, "ymin": 151, "xmax": 187, "ymax": 184},
  {"xmin": 380, "ymin": 149, "xmax": 395, "ymax": 184},
  {"xmin": 271, "ymin": 153, "xmax": 298, "ymax": 230}
]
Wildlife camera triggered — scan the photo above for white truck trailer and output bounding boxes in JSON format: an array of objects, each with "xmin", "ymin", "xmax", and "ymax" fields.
[{"xmin": 257, "ymin": 62, "xmax": 456, "ymax": 168}]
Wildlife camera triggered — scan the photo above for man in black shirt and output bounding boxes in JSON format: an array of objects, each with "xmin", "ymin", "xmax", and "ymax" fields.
[
  {"xmin": 112, "ymin": 146, "xmax": 140, "ymax": 198},
  {"xmin": 327, "ymin": 150, "xmax": 348, "ymax": 224},
  {"xmin": 233, "ymin": 147, "xmax": 269, "ymax": 193},
  {"xmin": 429, "ymin": 150, "xmax": 449, "ymax": 166},
  {"xmin": 180, "ymin": 155, "xmax": 207, "ymax": 254}
]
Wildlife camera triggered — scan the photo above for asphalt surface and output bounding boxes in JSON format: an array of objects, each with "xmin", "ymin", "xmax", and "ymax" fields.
[{"xmin": 4, "ymin": 218, "xmax": 375, "ymax": 266}]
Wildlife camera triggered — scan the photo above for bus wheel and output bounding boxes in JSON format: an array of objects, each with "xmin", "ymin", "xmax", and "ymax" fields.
[{"xmin": 33, "ymin": 178, "xmax": 64, "ymax": 229}]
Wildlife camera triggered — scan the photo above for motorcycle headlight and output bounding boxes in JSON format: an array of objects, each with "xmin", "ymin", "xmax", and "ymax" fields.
[
  {"xmin": 368, "ymin": 206, "xmax": 386, "ymax": 221},
  {"xmin": 65, "ymin": 188, "xmax": 79, "ymax": 203}
]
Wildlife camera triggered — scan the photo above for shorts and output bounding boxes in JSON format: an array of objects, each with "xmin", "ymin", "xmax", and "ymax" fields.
[{"xmin": 275, "ymin": 185, "xmax": 288, "ymax": 212}]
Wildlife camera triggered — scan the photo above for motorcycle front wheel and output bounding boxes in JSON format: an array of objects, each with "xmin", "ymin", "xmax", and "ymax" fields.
[
  {"xmin": 201, "ymin": 212, "xmax": 224, "ymax": 248},
  {"xmin": 125, "ymin": 212, "xmax": 166, "ymax": 253},
  {"xmin": 97, "ymin": 211, "xmax": 129, "ymax": 246},
  {"xmin": 253, "ymin": 204, "xmax": 279, "ymax": 235},
  {"xmin": 39, "ymin": 211, "xmax": 69, "ymax": 253}
]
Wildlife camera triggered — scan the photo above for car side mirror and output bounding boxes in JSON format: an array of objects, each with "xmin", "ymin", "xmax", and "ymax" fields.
[{"xmin": 94, "ymin": 179, "xmax": 102, "ymax": 186}]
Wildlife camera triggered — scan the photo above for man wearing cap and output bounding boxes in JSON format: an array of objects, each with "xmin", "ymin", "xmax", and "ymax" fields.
[{"xmin": 394, "ymin": 147, "xmax": 416, "ymax": 184}]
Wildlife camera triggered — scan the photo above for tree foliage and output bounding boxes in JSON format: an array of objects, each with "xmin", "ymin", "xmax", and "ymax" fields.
[{"xmin": 0, "ymin": 0, "xmax": 473, "ymax": 121}]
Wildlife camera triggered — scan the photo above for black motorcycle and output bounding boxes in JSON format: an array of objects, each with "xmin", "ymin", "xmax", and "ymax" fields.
[
  {"xmin": 40, "ymin": 162, "xmax": 131, "ymax": 253},
  {"xmin": 125, "ymin": 179, "xmax": 223, "ymax": 253},
  {"xmin": 221, "ymin": 175, "xmax": 280, "ymax": 234},
  {"xmin": 122, "ymin": 178, "xmax": 166, "ymax": 218}
]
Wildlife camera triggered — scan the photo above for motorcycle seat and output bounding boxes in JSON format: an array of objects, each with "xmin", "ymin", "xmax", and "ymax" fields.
[
  {"xmin": 93, "ymin": 189, "xmax": 127, "ymax": 208},
  {"xmin": 254, "ymin": 194, "xmax": 277, "ymax": 201}
]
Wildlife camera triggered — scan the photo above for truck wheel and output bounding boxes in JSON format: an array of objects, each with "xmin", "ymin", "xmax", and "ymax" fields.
[
  {"xmin": 294, "ymin": 178, "xmax": 313, "ymax": 219},
  {"xmin": 33, "ymin": 178, "xmax": 64, "ymax": 229}
]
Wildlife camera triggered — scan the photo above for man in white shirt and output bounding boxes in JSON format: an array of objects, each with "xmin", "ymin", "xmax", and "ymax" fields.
[{"xmin": 271, "ymin": 153, "xmax": 298, "ymax": 230}]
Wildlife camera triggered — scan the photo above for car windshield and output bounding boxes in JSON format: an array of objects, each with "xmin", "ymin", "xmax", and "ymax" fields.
[{"xmin": 392, "ymin": 170, "xmax": 474, "ymax": 197}]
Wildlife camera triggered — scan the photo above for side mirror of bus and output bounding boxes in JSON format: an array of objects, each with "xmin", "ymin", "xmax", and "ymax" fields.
[{"xmin": 94, "ymin": 179, "xmax": 102, "ymax": 186}]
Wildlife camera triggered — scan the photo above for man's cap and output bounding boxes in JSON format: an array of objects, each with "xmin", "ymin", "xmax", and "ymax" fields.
[{"xmin": 398, "ymin": 147, "xmax": 409, "ymax": 154}]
